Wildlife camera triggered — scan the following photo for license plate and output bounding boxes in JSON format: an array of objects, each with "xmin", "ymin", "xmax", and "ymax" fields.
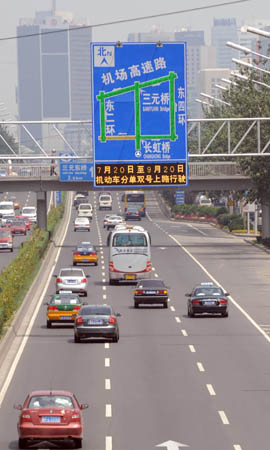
[
  {"xmin": 82, "ymin": 259, "xmax": 89, "ymax": 262},
  {"xmin": 60, "ymin": 316, "xmax": 71, "ymax": 320},
  {"xmin": 125, "ymin": 274, "xmax": 135, "ymax": 280},
  {"xmin": 42, "ymin": 416, "xmax": 61, "ymax": 423},
  {"xmin": 0, "ymin": 244, "xmax": 8, "ymax": 247},
  {"xmin": 88, "ymin": 319, "xmax": 103, "ymax": 325},
  {"xmin": 145, "ymin": 290, "xmax": 156, "ymax": 294},
  {"xmin": 67, "ymin": 279, "xmax": 76, "ymax": 283},
  {"xmin": 204, "ymin": 301, "xmax": 216, "ymax": 306}
]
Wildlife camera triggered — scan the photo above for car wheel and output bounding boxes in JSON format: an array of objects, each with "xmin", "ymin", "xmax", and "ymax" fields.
[
  {"xmin": 188, "ymin": 307, "xmax": 194, "ymax": 318},
  {"xmin": 74, "ymin": 229, "xmax": 76, "ymax": 232},
  {"xmin": 112, "ymin": 333, "xmax": 119, "ymax": 343},
  {"xmin": 18, "ymin": 438, "xmax": 27, "ymax": 449},
  {"xmin": 47, "ymin": 320, "xmax": 52, "ymax": 328},
  {"xmin": 10, "ymin": 248, "xmax": 13, "ymax": 252},
  {"xmin": 222, "ymin": 311, "xmax": 229, "ymax": 317},
  {"xmin": 73, "ymin": 262, "xmax": 77, "ymax": 266},
  {"xmin": 134, "ymin": 302, "xmax": 139, "ymax": 308},
  {"xmin": 24, "ymin": 232, "xmax": 26, "ymax": 235},
  {"xmin": 109, "ymin": 279, "xmax": 115, "ymax": 285},
  {"xmin": 163, "ymin": 302, "xmax": 168, "ymax": 308},
  {"xmin": 74, "ymin": 334, "xmax": 81, "ymax": 343},
  {"xmin": 73, "ymin": 438, "xmax": 82, "ymax": 449},
  {"xmin": 95, "ymin": 262, "xmax": 98, "ymax": 266}
]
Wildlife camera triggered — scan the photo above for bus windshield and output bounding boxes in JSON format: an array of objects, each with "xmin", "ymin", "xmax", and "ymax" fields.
[
  {"xmin": 126, "ymin": 193, "xmax": 144, "ymax": 203},
  {"xmin": 112, "ymin": 233, "xmax": 147, "ymax": 247}
]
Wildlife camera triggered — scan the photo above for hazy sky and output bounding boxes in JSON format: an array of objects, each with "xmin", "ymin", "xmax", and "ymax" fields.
[{"xmin": 0, "ymin": 0, "xmax": 268, "ymax": 116}]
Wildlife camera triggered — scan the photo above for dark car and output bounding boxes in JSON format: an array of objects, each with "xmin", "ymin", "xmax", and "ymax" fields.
[
  {"xmin": 73, "ymin": 194, "xmax": 88, "ymax": 209},
  {"xmin": 134, "ymin": 279, "xmax": 168, "ymax": 308},
  {"xmin": 14, "ymin": 390, "xmax": 88, "ymax": 449},
  {"xmin": 125, "ymin": 207, "xmax": 141, "ymax": 221},
  {"xmin": 74, "ymin": 304, "xmax": 120, "ymax": 343},
  {"xmin": 186, "ymin": 282, "xmax": 229, "ymax": 317}
]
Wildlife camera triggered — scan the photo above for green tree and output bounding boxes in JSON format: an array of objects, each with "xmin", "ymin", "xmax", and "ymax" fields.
[{"xmin": 0, "ymin": 124, "xmax": 18, "ymax": 155}]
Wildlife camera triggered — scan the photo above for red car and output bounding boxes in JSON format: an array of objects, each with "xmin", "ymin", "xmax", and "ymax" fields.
[
  {"xmin": 16, "ymin": 215, "xmax": 31, "ymax": 231},
  {"xmin": 14, "ymin": 390, "xmax": 88, "ymax": 449},
  {"xmin": 10, "ymin": 220, "xmax": 27, "ymax": 235}
]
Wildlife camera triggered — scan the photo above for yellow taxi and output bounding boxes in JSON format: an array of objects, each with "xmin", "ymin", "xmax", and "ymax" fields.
[
  {"xmin": 46, "ymin": 292, "xmax": 86, "ymax": 328},
  {"xmin": 73, "ymin": 242, "xmax": 98, "ymax": 266}
]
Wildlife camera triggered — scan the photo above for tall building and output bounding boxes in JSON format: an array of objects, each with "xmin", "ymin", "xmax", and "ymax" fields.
[
  {"xmin": 211, "ymin": 18, "xmax": 238, "ymax": 69},
  {"xmin": 17, "ymin": 8, "xmax": 92, "ymax": 153}
]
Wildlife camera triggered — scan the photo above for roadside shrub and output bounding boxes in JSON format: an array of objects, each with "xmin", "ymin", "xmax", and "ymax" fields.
[{"xmin": 0, "ymin": 195, "xmax": 66, "ymax": 337}]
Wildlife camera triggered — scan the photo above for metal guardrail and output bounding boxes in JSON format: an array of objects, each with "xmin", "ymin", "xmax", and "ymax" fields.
[{"xmin": 0, "ymin": 162, "xmax": 246, "ymax": 179}]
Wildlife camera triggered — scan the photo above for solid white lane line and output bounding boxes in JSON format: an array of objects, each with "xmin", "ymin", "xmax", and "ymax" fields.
[
  {"xmin": 104, "ymin": 343, "xmax": 110, "ymax": 349},
  {"xmin": 187, "ymin": 223, "xmax": 208, "ymax": 236},
  {"xmin": 0, "ymin": 194, "xmax": 73, "ymax": 407},
  {"xmin": 106, "ymin": 404, "xmax": 112, "ymax": 417},
  {"xmin": 181, "ymin": 329, "xmax": 188, "ymax": 336},
  {"xmin": 189, "ymin": 345, "xmax": 196, "ymax": 353},
  {"xmin": 175, "ymin": 316, "xmax": 181, "ymax": 323},
  {"xmin": 105, "ymin": 358, "xmax": 110, "ymax": 367},
  {"xmin": 197, "ymin": 362, "xmax": 205, "ymax": 372},
  {"xmin": 105, "ymin": 379, "xmax": 111, "ymax": 390},
  {"xmin": 206, "ymin": 384, "xmax": 216, "ymax": 396},
  {"xmin": 169, "ymin": 234, "xmax": 270, "ymax": 344},
  {"xmin": 218, "ymin": 410, "xmax": 230, "ymax": 425}
]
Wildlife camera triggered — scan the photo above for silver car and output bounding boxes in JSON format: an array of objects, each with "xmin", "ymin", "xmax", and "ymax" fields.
[
  {"xmin": 74, "ymin": 217, "xmax": 90, "ymax": 232},
  {"xmin": 54, "ymin": 268, "xmax": 89, "ymax": 296}
]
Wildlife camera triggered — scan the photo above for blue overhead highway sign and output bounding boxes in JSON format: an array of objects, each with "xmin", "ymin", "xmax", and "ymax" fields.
[{"xmin": 91, "ymin": 42, "xmax": 188, "ymax": 188}]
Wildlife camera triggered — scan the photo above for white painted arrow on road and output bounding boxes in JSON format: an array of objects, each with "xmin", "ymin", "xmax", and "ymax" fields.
[{"xmin": 156, "ymin": 440, "xmax": 189, "ymax": 449}]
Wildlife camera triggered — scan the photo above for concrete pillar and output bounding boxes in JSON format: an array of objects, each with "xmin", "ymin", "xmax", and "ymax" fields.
[
  {"xmin": 261, "ymin": 203, "xmax": 270, "ymax": 240},
  {"xmin": 37, "ymin": 191, "xmax": 47, "ymax": 230}
]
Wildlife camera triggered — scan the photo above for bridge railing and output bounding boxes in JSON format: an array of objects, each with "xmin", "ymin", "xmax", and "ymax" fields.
[{"xmin": 189, "ymin": 161, "xmax": 245, "ymax": 177}]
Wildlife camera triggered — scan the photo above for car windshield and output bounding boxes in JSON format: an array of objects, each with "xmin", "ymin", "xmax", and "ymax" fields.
[
  {"xmin": 194, "ymin": 287, "xmax": 223, "ymax": 296},
  {"xmin": 50, "ymin": 295, "xmax": 81, "ymax": 305},
  {"xmin": 23, "ymin": 208, "xmax": 36, "ymax": 214},
  {"xmin": 76, "ymin": 218, "xmax": 89, "ymax": 223},
  {"xmin": 12, "ymin": 221, "xmax": 24, "ymax": 226},
  {"xmin": 60, "ymin": 270, "xmax": 84, "ymax": 277},
  {"xmin": 28, "ymin": 395, "xmax": 74, "ymax": 409},
  {"xmin": 137, "ymin": 280, "xmax": 165, "ymax": 288},
  {"xmin": 100, "ymin": 196, "xmax": 111, "ymax": 201},
  {"xmin": 80, "ymin": 204, "xmax": 91, "ymax": 209},
  {"xmin": 77, "ymin": 245, "xmax": 94, "ymax": 252},
  {"xmin": 0, "ymin": 204, "xmax": 13, "ymax": 210},
  {"xmin": 113, "ymin": 233, "xmax": 147, "ymax": 247},
  {"xmin": 81, "ymin": 306, "xmax": 112, "ymax": 315},
  {"xmin": 0, "ymin": 230, "xmax": 11, "ymax": 237}
]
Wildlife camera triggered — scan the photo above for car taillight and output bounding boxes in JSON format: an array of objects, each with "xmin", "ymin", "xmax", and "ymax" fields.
[
  {"xmin": 135, "ymin": 290, "xmax": 144, "ymax": 295},
  {"xmin": 48, "ymin": 306, "xmax": 58, "ymax": 311},
  {"xmin": 157, "ymin": 290, "xmax": 167, "ymax": 294},
  {"xmin": 73, "ymin": 252, "xmax": 80, "ymax": 256},
  {"xmin": 21, "ymin": 412, "xmax": 31, "ymax": 423},
  {"xmin": 145, "ymin": 261, "xmax": 151, "ymax": 272},
  {"xmin": 109, "ymin": 261, "xmax": 114, "ymax": 272},
  {"xmin": 73, "ymin": 306, "xmax": 81, "ymax": 311},
  {"xmin": 109, "ymin": 316, "xmax": 116, "ymax": 324},
  {"xmin": 71, "ymin": 413, "xmax": 81, "ymax": 422},
  {"xmin": 219, "ymin": 299, "xmax": 227, "ymax": 304},
  {"xmin": 91, "ymin": 252, "xmax": 97, "ymax": 256},
  {"xmin": 82, "ymin": 278, "xmax": 87, "ymax": 283},
  {"xmin": 76, "ymin": 316, "xmax": 83, "ymax": 325},
  {"xmin": 192, "ymin": 299, "xmax": 200, "ymax": 304},
  {"xmin": 56, "ymin": 278, "xmax": 62, "ymax": 283}
]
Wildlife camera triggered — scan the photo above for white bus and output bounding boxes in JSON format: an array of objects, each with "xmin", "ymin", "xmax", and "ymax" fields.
[{"xmin": 108, "ymin": 225, "xmax": 151, "ymax": 285}]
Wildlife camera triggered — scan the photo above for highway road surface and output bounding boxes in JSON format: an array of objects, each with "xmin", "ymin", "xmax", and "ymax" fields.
[{"xmin": 1, "ymin": 191, "xmax": 270, "ymax": 450}]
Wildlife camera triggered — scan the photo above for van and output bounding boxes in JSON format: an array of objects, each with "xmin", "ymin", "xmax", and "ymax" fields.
[
  {"xmin": 78, "ymin": 203, "xmax": 93, "ymax": 220},
  {"xmin": 198, "ymin": 196, "xmax": 212, "ymax": 207},
  {"xmin": 99, "ymin": 194, "xmax": 112, "ymax": 210},
  {"xmin": 0, "ymin": 201, "xmax": 15, "ymax": 218}
]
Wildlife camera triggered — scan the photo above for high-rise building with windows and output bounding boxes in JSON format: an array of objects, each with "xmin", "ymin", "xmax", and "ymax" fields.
[
  {"xmin": 211, "ymin": 18, "xmax": 238, "ymax": 69},
  {"xmin": 17, "ymin": 8, "xmax": 92, "ymax": 152}
]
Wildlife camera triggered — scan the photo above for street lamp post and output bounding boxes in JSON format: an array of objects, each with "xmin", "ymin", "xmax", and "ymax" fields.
[
  {"xmin": 200, "ymin": 92, "xmax": 231, "ymax": 106},
  {"xmin": 226, "ymin": 41, "xmax": 270, "ymax": 61}
]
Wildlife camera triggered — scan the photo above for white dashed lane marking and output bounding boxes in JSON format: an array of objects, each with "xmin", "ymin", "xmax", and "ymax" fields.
[
  {"xmin": 104, "ymin": 343, "xmax": 110, "ymax": 349},
  {"xmin": 218, "ymin": 410, "xmax": 229, "ymax": 425},
  {"xmin": 197, "ymin": 362, "xmax": 205, "ymax": 372},
  {"xmin": 106, "ymin": 404, "xmax": 112, "ymax": 417},
  {"xmin": 105, "ymin": 379, "xmax": 111, "ymax": 390},
  {"xmin": 170, "ymin": 306, "xmax": 175, "ymax": 312},
  {"xmin": 106, "ymin": 436, "xmax": 112, "ymax": 450},
  {"xmin": 175, "ymin": 317, "xmax": 181, "ymax": 323},
  {"xmin": 105, "ymin": 358, "xmax": 110, "ymax": 367},
  {"xmin": 189, "ymin": 345, "xmax": 196, "ymax": 353},
  {"xmin": 206, "ymin": 384, "xmax": 216, "ymax": 396},
  {"xmin": 181, "ymin": 329, "xmax": 188, "ymax": 336}
]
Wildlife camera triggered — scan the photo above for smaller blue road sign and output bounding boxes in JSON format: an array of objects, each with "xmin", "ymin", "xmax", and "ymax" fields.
[
  {"xmin": 176, "ymin": 189, "xmax": 185, "ymax": 205},
  {"xmin": 55, "ymin": 191, "xmax": 62, "ymax": 204},
  {"xmin": 59, "ymin": 162, "xmax": 93, "ymax": 182}
]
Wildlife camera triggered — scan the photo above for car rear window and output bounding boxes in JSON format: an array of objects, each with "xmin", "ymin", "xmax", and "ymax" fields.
[
  {"xmin": 194, "ymin": 287, "xmax": 223, "ymax": 296},
  {"xmin": 0, "ymin": 230, "xmax": 11, "ymax": 237},
  {"xmin": 81, "ymin": 306, "xmax": 112, "ymax": 315},
  {"xmin": 60, "ymin": 270, "xmax": 84, "ymax": 277},
  {"xmin": 137, "ymin": 280, "xmax": 165, "ymax": 288},
  {"xmin": 28, "ymin": 395, "xmax": 74, "ymax": 409},
  {"xmin": 23, "ymin": 207, "xmax": 36, "ymax": 214},
  {"xmin": 100, "ymin": 196, "xmax": 111, "ymax": 201},
  {"xmin": 113, "ymin": 233, "xmax": 147, "ymax": 247},
  {"xmin": 12, "ymin": 221, "xmax": 24, "ymax": 226},
  {"xmin": 50, "ymin": 296, "xmax": 81, "ymax": 305}
]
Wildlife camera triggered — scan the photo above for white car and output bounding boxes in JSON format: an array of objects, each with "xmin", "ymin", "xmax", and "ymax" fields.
[
  {"xmin": 99, "ymin": 194, "xmax": 112, "ymax": 210},
  {"xmin": 106, "ymin": 215, "xmax": 125, "ymax": 230},
  {"xmin": 74, "ymin": 217, "xmax": 90, "ymax": 232},
  {"xmin": 78, "ymin": 203, "xmax": 93, "ymax": 220},
  {"xmin": 54, "ymin": 268, "xmax": 89, "ymax": 296},
  {"xmin": 21, "ymin": 206, "xmax": 37, "ymax": 223}
]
